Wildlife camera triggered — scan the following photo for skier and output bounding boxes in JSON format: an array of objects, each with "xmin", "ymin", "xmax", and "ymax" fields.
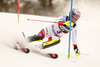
[
  {"xmin": 15, "ymin": 8, "xmax": 81, "ymax": 56},
  {"xmin": 26, "ymin": 8, "xmax": 81, "ymax": 56}
]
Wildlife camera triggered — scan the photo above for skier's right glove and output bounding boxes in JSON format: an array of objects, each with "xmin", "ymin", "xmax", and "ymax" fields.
[{"xmin": 74, "ymin": 46, "xmax": 81, "ymax": 57}]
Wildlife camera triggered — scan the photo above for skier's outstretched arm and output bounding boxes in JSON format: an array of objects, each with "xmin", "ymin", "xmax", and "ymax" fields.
[{"xmin": 72, "ymin": 26, "xmax": 80, "ymax": 56}]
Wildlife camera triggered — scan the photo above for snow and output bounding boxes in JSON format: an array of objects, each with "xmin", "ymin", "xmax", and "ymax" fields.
[{"xmin": 0, "ymin": 12, "xmax": 100, "ymax": 67}]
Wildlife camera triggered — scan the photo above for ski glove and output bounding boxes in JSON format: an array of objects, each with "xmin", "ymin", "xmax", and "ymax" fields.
[{"xmin": 74, "ymin": 46, "xmax": 80, "ymax": 56}]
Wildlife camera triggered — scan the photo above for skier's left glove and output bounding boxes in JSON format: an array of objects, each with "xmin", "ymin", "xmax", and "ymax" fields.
[{"xmin": 74, "ymin": 46, "xmax": 81, "ymax": 57}]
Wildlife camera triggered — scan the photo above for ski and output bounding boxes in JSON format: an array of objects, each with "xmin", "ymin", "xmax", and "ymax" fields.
[
  {"xmin": 21, "ymin": 48, "xmax": 30, "ymax": 53},
  {"xmin": 32, "ymin": 48, "xmax": 58, "ymax": 59},
  {"xmin": 14, "ymin": 43, "xmax": 30, "ymax": 53},
  {"xmin": 13, "ymin": 32, "xmax": 30, "ymax": 53},
  {"xmin": 48, "ymin": 53, "xmax": 58, "ymax": 59}
]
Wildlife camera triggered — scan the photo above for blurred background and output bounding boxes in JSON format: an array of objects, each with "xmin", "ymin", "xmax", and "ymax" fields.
[{"xmin": 0, "ymin": 0, "xmax": 100, "ymax": 21}]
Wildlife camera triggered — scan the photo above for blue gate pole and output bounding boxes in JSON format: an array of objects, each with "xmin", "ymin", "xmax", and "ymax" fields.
[{"xmin": 68, "ymin": 0, "xmax": 73, "ymax": 59}]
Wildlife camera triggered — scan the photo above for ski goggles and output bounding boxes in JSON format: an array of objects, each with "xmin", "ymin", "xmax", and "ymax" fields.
[{"xmin": 73, "ymin": 14, "xmax": 80, "ymax": 19}]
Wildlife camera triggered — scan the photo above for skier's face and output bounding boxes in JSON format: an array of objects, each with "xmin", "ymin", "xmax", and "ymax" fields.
[{"xmin": 72, "ymin": 16, "xmax": 78, "ymax": 22}]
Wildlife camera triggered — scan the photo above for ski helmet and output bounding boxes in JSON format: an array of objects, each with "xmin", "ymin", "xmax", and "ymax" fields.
[{"xmin": 70, "ymin": 8, "xmax": 81, "ymax": 19}]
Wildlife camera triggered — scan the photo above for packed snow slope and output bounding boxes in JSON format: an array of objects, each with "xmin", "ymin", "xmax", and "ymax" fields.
[{"xmin": 0, "ymin": 12, "xmax": 100, "ymax": 67}]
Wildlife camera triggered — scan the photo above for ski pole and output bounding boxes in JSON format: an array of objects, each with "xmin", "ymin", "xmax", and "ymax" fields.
[{"xmin": 27, "ymin": 19, "xmax": 57, "ymax": 23}]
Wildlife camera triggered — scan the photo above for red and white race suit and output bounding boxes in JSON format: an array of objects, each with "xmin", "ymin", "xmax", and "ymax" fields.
[{"xmin": 38, "ymin": 15, "xmax": 77, "ymax": 45}]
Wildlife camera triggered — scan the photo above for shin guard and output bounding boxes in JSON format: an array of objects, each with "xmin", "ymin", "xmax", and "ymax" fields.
[{"xmin": 42, "ymin": 39, "xmax": 60, "ymax": 49}]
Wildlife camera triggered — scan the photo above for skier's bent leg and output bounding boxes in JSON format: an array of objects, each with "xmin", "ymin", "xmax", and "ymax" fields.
[{"xmin": 28, "ymin": 29, "xmax": 45, "ymax": 42}]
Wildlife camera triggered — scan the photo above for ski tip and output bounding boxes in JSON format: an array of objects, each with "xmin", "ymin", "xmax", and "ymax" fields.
[{"xmin": 48, "ymin": 54, "xmax": 58, "ymax": 59}]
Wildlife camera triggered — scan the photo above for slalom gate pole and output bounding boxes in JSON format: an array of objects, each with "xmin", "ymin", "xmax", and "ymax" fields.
[
  {"xmin": 68, "ymin": 0, "xmax": 73, "ymax": 59},
  {"xmin": 27, "ymin": 19, "xmax": 55, "ymax": 23},
  {"xmin": 18, "ymin": 0, "xmax": 19, "ymax": 23}
]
